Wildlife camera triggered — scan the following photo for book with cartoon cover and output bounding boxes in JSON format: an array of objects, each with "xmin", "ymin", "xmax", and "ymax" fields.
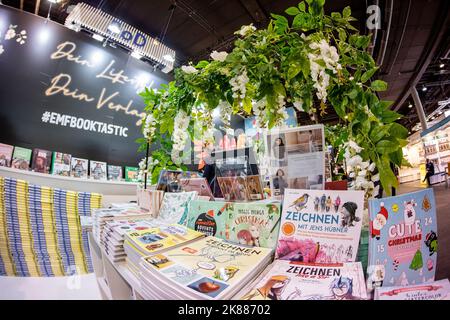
[
  {"xmin": 125, "ymin": 224, "xmax": 204, "ymax": 255},
  {"xmin": 375, "ymin": 279, "xmax": 450, "ymax": 300},
  {"xmin": 90, "ymin": 160, "xmax": 107, "ymax": 180},
  {"xmin": 125, "ymin": 166, "xmax": 139, "ymax": 182},
  {"xmin": 140, "ymin": 236, "xmax": 273, "ymax": 299},
  {"xmin": 51, "ymin": 152, "xmax": 72, "ymax": 176},
  {"xmin": 11, "ymin": 146, "xmax": 32, "ymax": 170},
  {"xmin": 367, "ymin": 189, "xmax": 437, "ymax": 292},
  {"xmin": 240, "ymin": 261, "xmax": 368, "ymax": 300},
  {"xmin": 0, "ymin": 143, "xmax": 14, "ymax": 167},
  {"xmin": 107, "ymin": 165, "xmax": 123, "ymax": 181},
  {"xmin": 186, "ymin": 200, "xmax": 229, "ymax": 238},
  {"xmin": 276, "ymin": 189, "xmax": 364, "ymax": 263}
]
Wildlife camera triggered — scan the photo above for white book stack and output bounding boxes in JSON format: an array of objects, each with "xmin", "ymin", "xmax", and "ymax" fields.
[{"xmin": 138, "ymin": 236, "xmax": 274, "ymax": 300}]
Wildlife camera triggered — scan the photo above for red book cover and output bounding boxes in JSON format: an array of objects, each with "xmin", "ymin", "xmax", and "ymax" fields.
[{"xmin": 31, "ymin": 148, "xmax": 52, "ymax": 173}]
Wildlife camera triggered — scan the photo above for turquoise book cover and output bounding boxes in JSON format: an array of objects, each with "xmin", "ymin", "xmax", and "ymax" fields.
[
  {"xmin": 367, "ymin": 189, "xmax": 438, "ymax": 292},
  {"xmin": 186, "ymin": 200, "xmax": 229, "ymax": 239}
]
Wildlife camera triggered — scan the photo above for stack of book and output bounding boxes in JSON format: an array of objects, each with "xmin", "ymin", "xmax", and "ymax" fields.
[
  {"xmin": 124, "ymin": 224, "xmax": 204, "ymax": 276},
  {"xmin": 238, "ymin": 260, "xmax": 368, "ymax": 300},
  {"xmin": 3, "ymin": 178, "xmax": 40, "ymax": 276},
  {"xmin": 92, "ymin": 208, "xmax": 152, "ymax": 245},
  {"xmin": 28, "ymin": 184, "xmax": 63, "ymax": 276},
  {"xmin": 101, "ymin": 219, "xmax": 162, "ymax": 263},
  {"xmin": 0, "ymin": 177, "xmax": 15, "ymax": 276},
  {"xmin": 138, "ymin": 236, "xmax": 273, "ymax": 300}
]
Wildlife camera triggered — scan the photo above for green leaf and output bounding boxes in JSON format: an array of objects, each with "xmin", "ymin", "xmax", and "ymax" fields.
[
  {"xmin": 371, "ymin": 80, "xmax": 388, "ymax": 91},
  {"xmin": 285, "ymin": 6, "xmax": 300, "ymax": 15},
  {"xmin": 343, "ymin": 6, "xmax": 351, "ymax": 18},
  {"xmin": 380, "ymin": 109, "xmax": 402, "ymax": 123},
  {"xmin": 370, "ymin": 125, "xmax": 389, "ymax": 143},
  {"xmin": 195, "ymin": 60, "xmax": 209, "ymax": 69},
  {"xmin": 362, "ymin": 119, "xmax": 371, "ymax": 135},
  {"xmin": 376, "ymin": 140, "xmax": 398, "ymax": 154},
  {"xmin": 298, "ymin": 2, "xmax": 306, "ymax": 12},
  {"xmin": 288, "ymin": 63, "xmax": 302, "ymax": 79},
  {"xmin": 389, "ymin": 122, "xmax": 408, "ymax": 139},
  {"xmin": 338, "ymin": 28, "xmax": 347, "ymax": 42},
  {"xmin": 361, "ymin": 67, "xmax": 378, "ymax": 83},
  {"xmin": 389, "ymin": 148, "xmax": 403, "ymax": 166},
  {"xmin": 348, "ymin": 89, "xmax": 359, "ymax": 99}
]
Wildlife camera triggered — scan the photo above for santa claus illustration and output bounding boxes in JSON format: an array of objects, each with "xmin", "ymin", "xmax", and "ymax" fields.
[{"xmin": 370, "ymin": 202, "xmax": 388, "ymax": 240}]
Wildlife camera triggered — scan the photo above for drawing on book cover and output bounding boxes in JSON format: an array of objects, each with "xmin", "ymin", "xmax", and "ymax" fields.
[{"xmin": 367, "ymin": 189, "xmax": 438, "ymax": 291}]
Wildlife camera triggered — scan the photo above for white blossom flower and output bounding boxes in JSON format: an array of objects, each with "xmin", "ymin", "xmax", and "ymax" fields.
[
  {"xmin": 0, "ymin": 45, "xmax": 4, "ymax": 55},
  {"xmin": 218, "ymin": 100, "xmax": 232, "ymax": 127},
  {"xmin": 5, "ymin": 27, "xmax": 16, "ymax": 40},
  {"xmin": 235, "ymin": 24, "xmax": 256, "ymax": 37},
  {"xmin": 347, "ymin": 155, "xmax": 363, "ymax": 168},
  {"xmin": 358, "ymin": 169, "xmax": 367, "ymax": 177},
  {"xmin": 368, "ymin": 162, "xmax": 376, "ymax": 172},
  {"xmin": 181, "ymin": 65, "xmax": 198, "ymax": 74},
  {"xmin": 348, "ymin": 140, "xmax": 363, "ymax": 153},
  {"xmin": 371, "ymin": 173, "xmax": 380, "ymax": 182},
  {"xmin": 229, "ymin": 69, "xmax": 249, "ymax": 99},
  {"xmin": 210, "ymin": 50, "xmax": 228, "ymax": 62},
  {"xmin": 293, "ymin": 99, "xmax": 304, "ymax": 112}
]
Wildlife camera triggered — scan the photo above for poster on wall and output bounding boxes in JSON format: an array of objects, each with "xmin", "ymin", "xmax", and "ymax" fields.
[
  {"xmin": 265, "ymin": 124, "xmax": 325, "ymax": 197},
  {"xmin": 0, "ymin": 6, "xmax": 171, "ymax": 166}
]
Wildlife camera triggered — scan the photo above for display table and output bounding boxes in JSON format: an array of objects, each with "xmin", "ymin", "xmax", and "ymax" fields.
[
  {"xmin": 88, "ymin": 231, "xmax": 144, "ymax": 300},
  {"xmin": 0, "ymin": 166, "xmax": 138, "ymax": 206}
]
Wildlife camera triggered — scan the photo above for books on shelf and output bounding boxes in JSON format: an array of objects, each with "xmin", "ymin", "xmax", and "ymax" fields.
[
  {"xmin": 139, "ymin": 236, "xmax": 273, "ymax": 300},
  {"xmin": 217, "ymin": 175, "xmax": 265, "ymax": 202},
  {"xmin": 276, "ymin": 189, "xmax": 364, "ymax": 264},
  {"xmin": 186, "ymin": 200, "xmax": 281, "ymax": 249},
  {"xmin": 11, "ymin": 146, "xmax": 32, "ymax": 171},
  {"xmin": 124, "ymin": 224, "xmax": 204, "ymax": 274},
  {"xmin": 107, "ymin": 165, "xmax": 123, "ymax": 181},
  {"xmin": 239, "ymin": 261, "xmax": 368, "ymax": 300},
  {"xmin": 374, "ymin": 279, "xmax": 450, "ymax": 300},
  {"xmin": 156, "ymin": 170, "xmax": 200, "ymax": 192},
  {"xmin": 90, "ymin": 160, "xmax": 107, "ymax": 181},
  {"xmin": 51, "ymin": 152, "xmax": 72, "ymax": 176},
  {"xmin": 31, "ymin": 148, "xmax": 52, "ymax": 174},
  {"xmin": 0, "ymin": 143, "xmax": 14, "ymax": 167},
  {"xmin": 71, "ymin": 157, "xmax": 88, "ymax": 178},
  {"xmin": 367, "ymin": 189, "xmax": 438, "ymax": 292},
  {"xmin": 157, "ymin": 191, "xmax": 198, "ymax": 225},
  {"xmin": 180, "ymin": 177, "xmax": 214, "ymax": 200},
  {"xmin": 125, "ymin": 166, "xmax": 139, "ymax": 182}
]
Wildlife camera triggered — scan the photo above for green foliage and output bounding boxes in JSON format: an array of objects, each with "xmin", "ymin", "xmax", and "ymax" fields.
[{"xmin": 137, "ymin": 0, "xmax": 408, "ymax": 193}]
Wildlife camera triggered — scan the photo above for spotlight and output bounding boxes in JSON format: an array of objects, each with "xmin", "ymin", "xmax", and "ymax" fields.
[
  {"xmin": 422, "ymin": 86, "xmax": 427, "ymax": 92},
  {"xmin": 92, "ymin": 34, "xmax": 104, "ymax": 42},
  {"xmin": 408, "ymin": 103, "xmax": 413, "ymax": 108},
  {"xmin": 107, "ymin": 22, "xmax": 121, "ymax": 34},
  {"xmin": 440, "ymin": 63, "xmax": 445, "ymax": 68},
  {"xmin": 47, "ymin": 0, "xmax": 61, "ymax": 3}
]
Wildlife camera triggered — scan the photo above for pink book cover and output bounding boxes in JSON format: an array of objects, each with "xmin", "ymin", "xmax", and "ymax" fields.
[{"xmin": 0, "ymin": 143, "xmax": 14, "ymax": 167}]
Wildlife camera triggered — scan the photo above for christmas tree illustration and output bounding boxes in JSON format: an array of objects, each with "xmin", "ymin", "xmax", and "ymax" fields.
[{"xmin": 409, "ymin": 250, "xmax": 423, "ymax": 270}]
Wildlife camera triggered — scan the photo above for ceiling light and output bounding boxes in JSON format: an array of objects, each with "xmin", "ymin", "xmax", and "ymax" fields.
[
  {"xmin": 163, "ymin": 54, "xmax": 175, "ymax": 62},
  {"xmin": 422, "ymin": 86, "xmax": 427, "ymax": 92},
  {"xmin": 440, "ymin": 63, "xmax": 445, "ymax": 68},
  {"xmin": 107, "ymin": 22, "xmax": 121, "ymax": 34},
  {"xmin": 48, "ymin": 0, "xmax": 62, "ymax": 3},
  {"xmin": 408, "ymin": 103, "xmax": 413, "ymax": 108},
  {"xmin": 131, "ymin": 51, "xmax": 143, "ymax": 60},
  {"xmin": 92, "ymin": 34, "xmax": 104, "ymax": 42}
]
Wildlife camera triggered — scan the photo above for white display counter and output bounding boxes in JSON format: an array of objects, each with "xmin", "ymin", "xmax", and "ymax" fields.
[{"xmin": 0, "ymin": 166, "xmax": 138, "ymax": 206}]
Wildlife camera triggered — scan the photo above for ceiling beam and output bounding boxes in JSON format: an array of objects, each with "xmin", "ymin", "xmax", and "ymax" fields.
[
  {"xmin": 35, "ymin": 0, "xmax": 41, "ymax": 15},
  {"xmin": 393, "ymin": 0, "xmax": 450, "ymax": 111},
  {"xmin": 238, "ymin": 0, "xmax": 267, "ymax": 25},
  {"xmin": 20, "ymin": 0, "xmax": 24, "ymax": 10}
]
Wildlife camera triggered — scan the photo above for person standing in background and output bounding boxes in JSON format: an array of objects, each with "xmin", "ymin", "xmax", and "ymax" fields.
[{"xmin": 423, "ymin": 159, "xmax": 435, "ymax": 187}]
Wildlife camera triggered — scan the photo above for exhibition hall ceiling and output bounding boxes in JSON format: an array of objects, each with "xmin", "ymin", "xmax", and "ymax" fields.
[{"xmin": 3, "ymin": 0, "xmax": 450, "ymax": 131}]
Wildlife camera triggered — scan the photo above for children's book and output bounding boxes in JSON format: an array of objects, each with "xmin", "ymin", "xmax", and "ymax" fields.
[
  {"xmin": 31, "ymin": 148, "xmax": 52, "ymax": 173},
  {"xmin": 125, "ymin": 166, "xmax": 139, "ymax": 182},
  {"xmin": 11, "ymin": 146, "xmax": 32, "ymax": 170},
  {"xmin": 375, "ymin": 279, "xmax": 450, "ymax": 300},
  {"xmin": 90, "ymin": 161, "xmax": 107, "ymax": 180},
  {"xmin": 157, "ymin": 191, "xmax": 198, "ymax": 225},
  {"xmin": 107, "ymin": 165, "xmax": 123, "ymax": 181},
  {"xmin": 276, "ymin": 189, "xmax": 364, "ymax": 263},
  {"xmin": 186, "ymin": 200, "xmax": 281, "ymax": 249},
  {"xmin": 367, "ymin": 189, "xmax": 438, "ymax": 292},
  {"xmin": 240, "ymin": 261, "xmax": 368, "ymax": 300},
  {"xmin": 71, "ymin": 157, "xmax": 88, "ymax": 178},
  {"xmin": 0, "ymin": 143, "xmax": 14, "ymax": 167},
  {"xmin": 51, "ymin": 152, "xmax": 72, "ymax": 176}
]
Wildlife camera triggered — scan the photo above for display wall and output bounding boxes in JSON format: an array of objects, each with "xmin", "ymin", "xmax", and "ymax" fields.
[{"xmin": 0, "ymin": 6, "xmax": 171, "ymax": 167}]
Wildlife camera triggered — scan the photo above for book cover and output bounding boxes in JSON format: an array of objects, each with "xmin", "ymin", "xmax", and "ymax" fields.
[
  {"xmin": 71, "ymin": 157, "xmax": 88, "ymax": 178},
  {"xmin": 217, "ymin": 175, "xmax": 264, "ymax": 202},
  {"xmin": 125, "ymin": 224, "xmax": 204, "ymax": 255},
  {"xmin": 186, "ymin": 201, "xmax": 230, "ymax": 238},
  {"xmin": 157, "ymin": 170, "xmax": 199, "ymax": 192},
  {"xmin": 31, "ymin": 148, "xmax": 52, "ymax": 173},
  {"xmin": 240, "ymin": 261, "xmax": 368, "ymax": 300},
  {"xmin": 180, "ymin": 177, "xmax": 214, "ymax": 200},
  {"xmin": 51, "ymin": 152, "xmax": 72, "ymax": 176},
  {"xmin": 108, "ymin": 165, "xmax": 123, "ymax": 181},
  {"xmin": 158, "ymin": 191, "xmax": 198, "ymax": 225},
  {"xmin": 375, "ymin": 279, "xmax": 450, "ymax": 300},
  {"xmin": 367, "ymin": 189, "xmax": 437, "ymax": 291},
  {"xmin": 90, "ymin": 161, "xmax": 107, "ymax": 180},
  {"xmin": 187, "ymin": 200, "xmax": 281, "ymax": 249},
  {"xmin": 276, "ymin": 189, "xmax": 364, "ymax": 263},
  {"xmin": 11, "ymin": 146, "xmax": 32, "ymax": 171},
  {"xmin": 0, "ymin": 143, "xmax": 14, "ymax": 167},
  {"xmin": 125, "ymin": 166, "xmax": 139, "ymax": 182},
  {"xmin": 142, "ymin": 237, "xmax": 273, "ymax": 299}
]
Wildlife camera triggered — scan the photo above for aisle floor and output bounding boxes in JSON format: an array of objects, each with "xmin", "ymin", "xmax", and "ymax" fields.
[{"xmin": 397, "ymin": 181, "xmax": 449, "ymax": 281}]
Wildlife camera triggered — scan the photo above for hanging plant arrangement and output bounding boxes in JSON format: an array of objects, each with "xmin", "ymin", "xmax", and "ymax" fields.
[{"xmin": 138, "ymin": 0, "xmax": 409, "ymax": 199}]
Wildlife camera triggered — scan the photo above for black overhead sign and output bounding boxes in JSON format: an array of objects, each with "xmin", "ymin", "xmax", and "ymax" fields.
[{"xmin": 0, "ymin": 6, "xmax": 171, "ymax": 167}]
